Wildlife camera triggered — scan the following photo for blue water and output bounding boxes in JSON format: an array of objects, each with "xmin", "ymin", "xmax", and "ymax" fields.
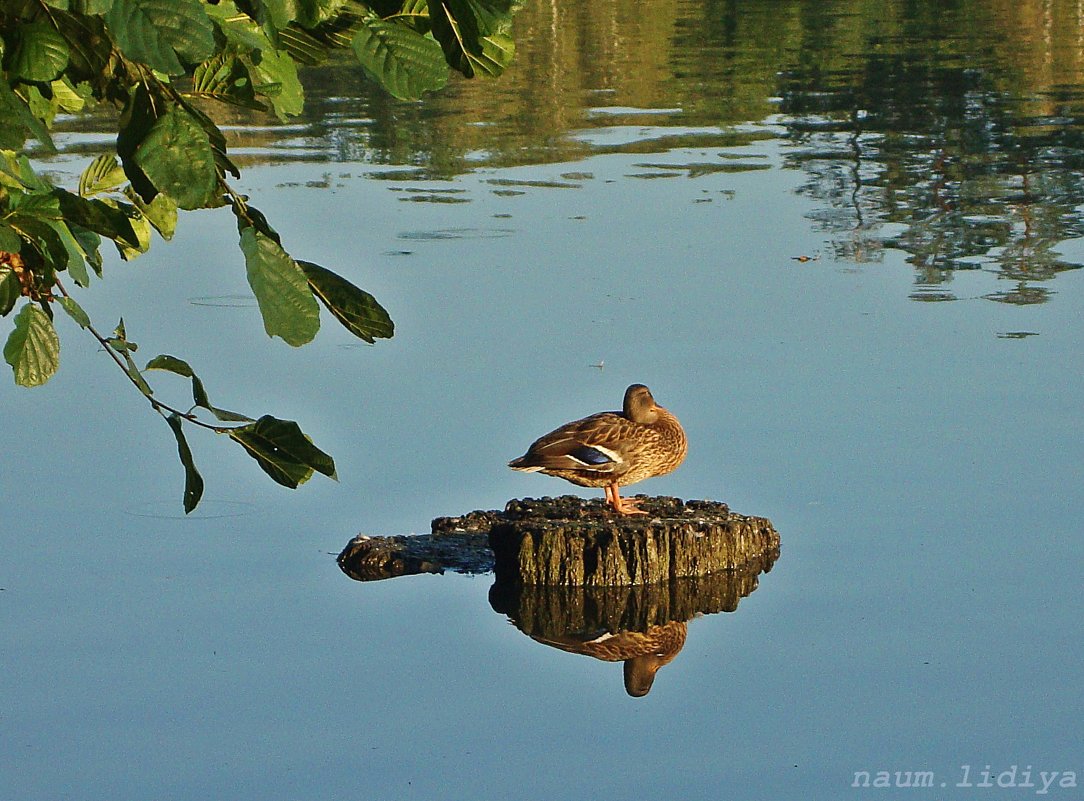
[{"xmin": 4, "ymin": 6, "xmax": 1084, "ymax": 799}]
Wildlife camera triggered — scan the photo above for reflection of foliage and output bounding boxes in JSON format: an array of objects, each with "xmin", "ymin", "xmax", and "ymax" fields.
[
  {"xmin": 1, "ymin": 0, "xmax": 518, "ymax": 511},
  {"xmin": 230, "ymin": 0, "xmax": 1084, "ymax": 307},
  {"xmin": 778, "ymin": 16, "xmax": 1084, "ymax": 303}
]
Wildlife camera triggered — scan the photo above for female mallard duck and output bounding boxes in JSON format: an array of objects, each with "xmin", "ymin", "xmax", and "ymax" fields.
[{"xmin": 508, "ymin": 384, "xmax": 687, "ymax": 515}]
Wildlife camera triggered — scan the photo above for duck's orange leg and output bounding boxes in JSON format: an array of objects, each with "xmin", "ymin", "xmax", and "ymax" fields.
[{"xmin": 607, "ymin": 482, "xmax": 647, "ymax": 515}]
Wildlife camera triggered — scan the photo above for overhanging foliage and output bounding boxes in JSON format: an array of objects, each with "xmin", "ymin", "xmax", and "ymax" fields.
[{"xmin": 0, "ymin": 0, "xmax": 519, "ymax": 511}]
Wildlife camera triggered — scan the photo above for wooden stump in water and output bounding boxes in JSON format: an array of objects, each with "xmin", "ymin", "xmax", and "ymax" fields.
[
  {"xmin": 337, "ymin": 495, "xmax": 779, "ymax": 586},
  {"xmin": 487, "ymin": 496, "xmax": 779, "ymax": 586}
]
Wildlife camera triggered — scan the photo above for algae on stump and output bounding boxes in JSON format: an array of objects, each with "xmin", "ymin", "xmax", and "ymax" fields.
[{"xmin": 489, "ymin": 496, "xmax": 779, "ymax": 587}]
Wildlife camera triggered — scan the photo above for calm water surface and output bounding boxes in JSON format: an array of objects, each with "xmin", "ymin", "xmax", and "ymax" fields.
[{"xmin": 3, "ymin": 2, "xmax": 1083, "ymax": 799}]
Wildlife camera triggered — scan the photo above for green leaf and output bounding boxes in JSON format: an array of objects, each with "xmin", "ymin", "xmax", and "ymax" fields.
[
  {"xmin": 54, "ymin": 191, "xmax": 143, "ymax": 250},
  {"xmin": 105, "ymin": 0, "xmax": 216, "ymax": 75},
  {"xmin": 235, "ymin": 202, "xmax": 281, "ymax": 244},
  {"xmin": 177, "ymin": 100, "xmax": 239, "ymax": 182},
  {"xmin": 190, "ymin": 54, "xmax": 265, "ymax": 111},
  {"xmin": 228, "ymin": 414, "xmax": 337, "ymax": 489},
  {"xmin": 245, "ymin": 46, "xmax": 305, "ymax": 120},
  {"xmin": 278, "ymin": 24, "xmax": 330, "ymax": 66},
  {"xmin": 298, "ymin": 260, "xmax": 393, "ymax": 343},
  {"xmin": 352, "ymin": 17, "xmax": 449, "ymax": 101},
  {"xmin": 429, "ymin": 0, "xmax": 516, "ymax": 79},
  {"xmin": 125, "ymin": 187, "xmax": 178, "ymax": 240},
  {"xmin": 205, "ymin": 1, "xmax": 305, "ymax": 120},
  {"xmin": 63, "ymin": 241, "xmax": 90, "ymax": 287},
  {"xmin": 120, "ymin": 348, "xmax": 152, "ymax": 394},
  {"xmin": 0, "ymin": 152, "xmax": 53, "ymax": 192},
  {"xmin": 58, "ymin": 296, "xmax": 91, "ymax": 328},
  {"xmin": 4, "ymin": 303, "xmax": 60, "ymax": 387},
  {"xmin": 134, "ymin": 109, "xmax": 219, "ymax": 210},
  {"xmin": 116, "ymin": 84, "xmax": 158, "ymax": 202},
  {"xmin": 0, "ymin": 91, "xmax": 24, "ymax": 150},
  {"xmin": 144, "ymin": 353, "xmax": 206, "ymax": 403},
  {"xmin": 106, "ymin": 318, "xmax": 154, "ymax": 395},
  {"xmin": 44, "ymin": 220, "xmax": 89, "ymax": 278},
  {"xmin": 260, "ymin": 0, "xmax": 349, "ymax": 30},
  {"xmin": 69, "ymin": 225, "xmax": 103, "ymax": 279},
  {"xmin": 0, "ymin": 223, "xmax": 22, "ymax": 253},
  {"xmin": 145, "ymin": 353, "xmax": 253, "ymax": 422},
  {"xmin": 0, "ymin": 82, "xmax": 54, "ymax": 151},
  {"xmin": 50, "ymin": 78, "xmax": 87, "ymax": 113},
  {"xmin": 7, "ymin": 216, "xmax": 67, "ymax": 277},
  {"xmin": 202, "ymin": 0, "xmax": 270, "ymax": 51},
  {"xmin": 239, "ymin": 226, "xmax": 320, "ymax": 346},
  {"xmin": 0, "ymin": 264, "xmax": 21, "ymax": 316},
  {"xmin": 112, "ymin": 318, "xmax": 132, "ymax": 347},
  {"xmin": 79, "ymin": 155, "xmax": 127, "ymax": 196},
  {"xmin": 144, "ymin": 353, "xmax": 193, "ymax": 375},
  {"xmin": 10, "ymin": 21, "xmax": 71, "ymax": 82},
  {"xmin": 111, "ymin": 206, "xmax": 152, "ymax": 260},
  {"xmin": 164, "ymin": 413, "xmax": 204, "ymax": 513},
  {"xmin": 53, "ymin": 9, "xmax": 113, "ymax": 79},
  {"xmin": 202, "ymin": 406, "xmax": 255, "ymax": 423},
  {"xmin": 22, "ymin": 84, "xmax": 60, "ymax": 129},
  {"xmin": 260, "ymin": 0, "xmax": 294, "ymax": 30},
  {"xmin": 10, "ymin": 191, "xmax": 62, "ymax": 219}
]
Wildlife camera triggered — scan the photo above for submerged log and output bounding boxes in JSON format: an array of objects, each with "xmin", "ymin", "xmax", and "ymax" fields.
[
  {"xmin": 337, "ymin": 495, "xmax": 780, "ymax": 587},
  {"xmin": 336, "ymin": 529, "xmax": 492, "ymax": 581}
]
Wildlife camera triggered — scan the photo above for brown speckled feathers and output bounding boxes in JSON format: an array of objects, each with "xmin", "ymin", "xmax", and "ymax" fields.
[{"xmin": 509, "ymin": 384, "xmax": 687, "ymax": 514}]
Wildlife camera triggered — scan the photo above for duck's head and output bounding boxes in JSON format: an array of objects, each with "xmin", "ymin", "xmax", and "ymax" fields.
[
  {"xmin": 623, "ymin": 384, "xmax": 659, "ymax": 424},
  {"xmin": 623, "ymin": 654, "xmax": 665, "ymax": 697}
]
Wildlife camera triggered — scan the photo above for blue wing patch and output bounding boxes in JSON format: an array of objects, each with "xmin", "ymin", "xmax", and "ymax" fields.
[{"xmin": 569, "ymin": 445, "xmax": 613, "ymax": 465}]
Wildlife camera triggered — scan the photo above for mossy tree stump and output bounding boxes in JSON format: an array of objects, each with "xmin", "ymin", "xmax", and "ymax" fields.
[
  {"xmin": 338, "ymin": 495, "xmax": 780, "ymax": 587},
  {"xmin": 487, "ymin": 496, "xmax": 779, "ymax": 586}
]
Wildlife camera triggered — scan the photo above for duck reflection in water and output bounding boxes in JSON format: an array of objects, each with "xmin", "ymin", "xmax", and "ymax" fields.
[
  {"xmin": 530, "ymin": 620, "xmax": 687, "ymax": 697},
  {"xmin": 489, "ymin": 559, "xmax": 775, "ymax": 698}
]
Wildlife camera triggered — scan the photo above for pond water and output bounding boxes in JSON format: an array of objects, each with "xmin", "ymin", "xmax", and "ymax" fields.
[{"xmin": 4, "ymin": 1, "xmax": 1084, "ymax": 799}]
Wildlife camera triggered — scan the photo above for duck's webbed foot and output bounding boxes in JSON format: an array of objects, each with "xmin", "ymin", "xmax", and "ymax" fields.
[{"xmin": 606, "ymin": 484, "xmax": 647, "ymax": 516}]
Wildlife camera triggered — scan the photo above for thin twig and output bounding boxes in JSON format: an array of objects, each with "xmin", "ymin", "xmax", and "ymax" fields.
[{"xmin": 53, "ymin": 277, "xmax": 231, "ymax": 433}]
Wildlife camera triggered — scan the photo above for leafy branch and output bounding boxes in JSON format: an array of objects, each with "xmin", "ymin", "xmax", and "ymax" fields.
[
  {"xmin": 1, "ymin": 0, "xmax": 519, "ymax": 512},
  {"xmin": 50, "ymin": 275, "xmax": 336, "ymax": 513}
]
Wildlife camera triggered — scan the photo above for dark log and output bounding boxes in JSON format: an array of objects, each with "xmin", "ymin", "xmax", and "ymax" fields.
[{"xmin": 336, "ymin": 530, "xmax": 492, "ymax": 581}]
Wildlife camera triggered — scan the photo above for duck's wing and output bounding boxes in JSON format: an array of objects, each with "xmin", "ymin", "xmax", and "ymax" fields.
[{"xmin": 509, "ymin": 412, "xmax": 636, "ymax": 476}]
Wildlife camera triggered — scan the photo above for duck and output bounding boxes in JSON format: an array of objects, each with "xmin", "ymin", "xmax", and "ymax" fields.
[{"xmin": 508, "ymin": 384, "xmax": 687, "ymax": 515}]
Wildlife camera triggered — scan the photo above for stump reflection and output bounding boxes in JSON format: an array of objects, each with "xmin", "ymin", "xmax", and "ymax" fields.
[
  {"xmin": 336, "ymin": 496, "xmax": 781, "ymax": 696},
  {"xmin": 489, "ymin": 556, "xmax": 775, "ymax": 696}
]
